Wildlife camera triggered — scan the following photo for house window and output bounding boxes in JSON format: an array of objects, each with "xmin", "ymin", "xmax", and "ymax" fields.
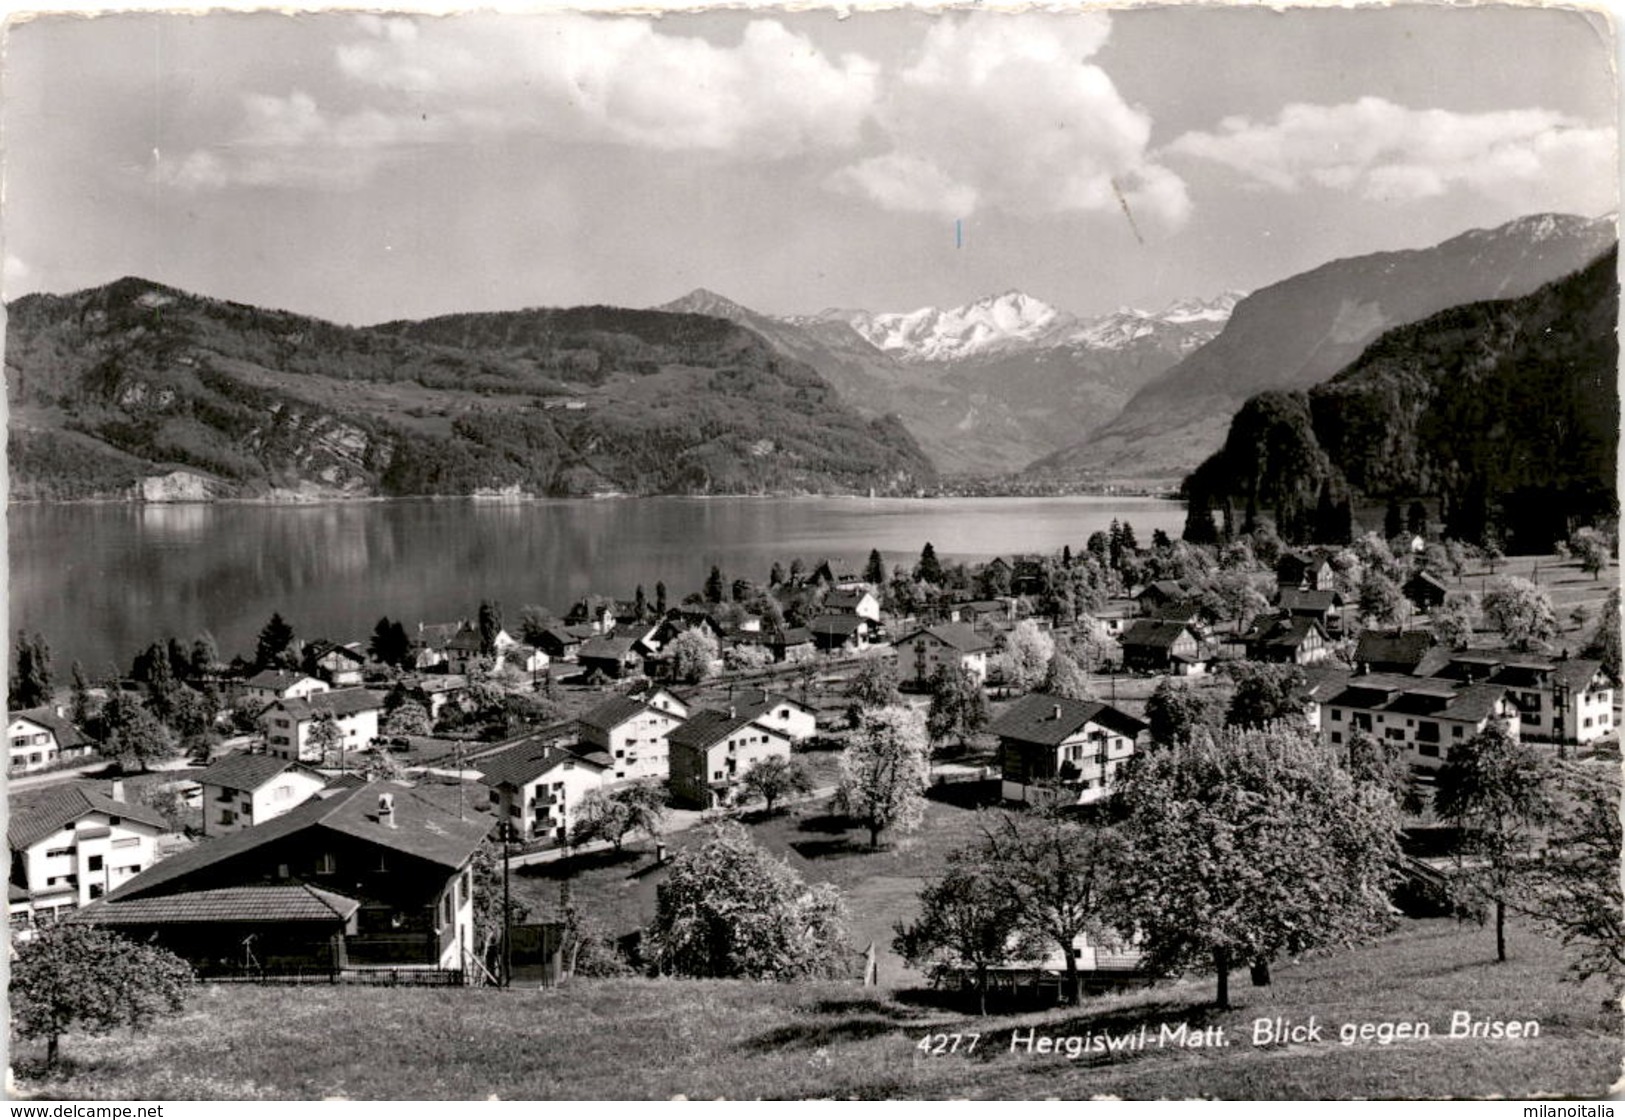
[
  {"xmin": 1331, "ymin": 710, "xmax": 1342, "ymax": 722},
  {"xmin": 1452, "ymin": 726, "xmax": 1464, "ymax": 739},
  {"xmin": 87, "ymin": 855, "xmax": 103, "ymax": 872},
  {"xmin": 1416, "ymin": 722, "xmax": 1440, "ymax": 744},
  {"xmin": 219, "ymin": 810, "xmax": 236, "ymax": 825},
  {"xmin": 1418, "ymin": 742, "xmax": 1440, "ymax": 758},
  {"xmin": 89, "ymin": 884, "xmax": 104, "ymax": 900},
  {"xmin": 45, "ymin": 847, "xmax": 72, "ymax": 859},
  {"xmin": 1330, "ymin": 732, "xmax": 1342, "ymax": 745},
  {"xmin": 316, "ymin": 852, "xmax": 337, "ymax": 875}
]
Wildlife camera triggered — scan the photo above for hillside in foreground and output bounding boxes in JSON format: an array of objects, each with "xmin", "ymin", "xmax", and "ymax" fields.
[
  {"xmin": 11, "ymin": 919, "xmax": 1617, "ymax": 1100},
  {"xmin": 6, "ymin": 279, "xmax": 935, "ymax": 501}
]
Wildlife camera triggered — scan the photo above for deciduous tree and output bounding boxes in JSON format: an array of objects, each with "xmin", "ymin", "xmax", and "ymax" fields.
[
  {"xmin": 1109, "ymin": 725, "xmax": 1400, "ymax": 1008},
  {"xmin": 1040, "ymin": 649, "xmax": 1092, "ymax": 701},
  {"xmin": 1144, "ymin": 678, "xmax": 1223, "ymax": 747},
  {"xmin": 979, "ymin": 809, "xmax": 1119, "ymax": 1006},
  {"xmin": 1481, "ymin": 577, "xmax": 1557, "ymax": 651},
  {"xmin": 102, "ymin": 695, "xmax": 176, "ymax": 772},
  {"xmin": 667, "ymin": 627, "xmax": 720, "ymax": 685},
  {"xmin": 1567, "ymin": 527, "xmax": 1612, "ymax": 581},
  {"xmin": 308, "ymin": 709, "xmax": 345, "ymax": 772},
  {"xmin": 11, "ymin": 924, "xmax": 193, "ymax": 1067},
  {"xmin": 925, "ymin": 664, "xmax": 989, "ymax": 750},
  {"xmin": 894, "ymin": 848, "xmax": 1033, "ymax": 1015},
  {"xmin": 1517, "ymin": 761, "xmax": 1623, "ymax": 982},
  {"xmin": 571, "ymin": 781, "xmax": 667, "ymax": 852},
  {"xmin": 997, "ymin": 620, "xmax": 1054, "ymax": 694},
  {"xmin": 837, "ymin": 704, "xmax": 931, "ymax": 849},
  {"xmin": 644, "ymin": 822, "xmax": 849, "ymax": 980},
  {"xmin": 843, "ymin": 658, "xmax": 901, "ymax": 726},
  {"xmin": 1433, "ymin": 722, "xmax": 1556, "ymax": 963},
  {"xmin": 740, "ymin": 755, "xmax": 814, "ymax": 815},
  {"xmin": 1223, "ymin": 661, "xmax": 1307, "ymax": 729},
  {"xmin": 1431, "ymin": 591, "xmax": 1480, "ymax": 649}
]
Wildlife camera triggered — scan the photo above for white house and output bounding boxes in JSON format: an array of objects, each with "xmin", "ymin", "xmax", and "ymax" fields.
[
  {"xmin": 1320, "ymin": 673, "xmax": 1522, "ymax": 770},
  {"xmin": 893, "ymin": 623, "xmax": 994, "ymax": 687},
  {"xmin": 477, "ymin": 740, "xmax": 609, "ymax": 845},
  {"xmin": 667, "ymin": 709, "xmax": 794, "ymax": 810},
  {"xmin": 577, "ymin": 695, "xmax": 684, "ymax": 784},
  {"xmin": 196, "ymin": 753, "xmax": 329, "ymax": 836},
  {"xmin": 1413, "ymin": 650, "xmax": 1616, "ymax": 746},
  {"xmin": 635, "ymin": 687, "xmax": 692, "ymax": 720},
  {"xmin": 733, "ymin": 690, "xmax": 818, "ymax": 742},
  {"xmin": 823, "ymin": 588, "xmax": 882, "ymax": 622},
  {"xmin": 8, "ymin": 781, "xmax": 167, "ymax": 933},
  {"xmin": 986, "ymin": 694, "xmax": 1146, "ymax": 806},
  {"xmin": 261, "ymin": 689, "xmax": 386, "ymax": 763},
  {"xmin": 8, "ymin": 707, "xmax": 93, "ymax": 775},
  {"xmin": 240, "ymin": 670, "xmax": 331, "ymax": 707}
]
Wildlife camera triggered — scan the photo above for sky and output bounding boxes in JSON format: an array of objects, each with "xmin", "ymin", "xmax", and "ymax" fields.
[{"xmin": 2, "ymin": 3, "xmax": 1617, "ymax": 325}]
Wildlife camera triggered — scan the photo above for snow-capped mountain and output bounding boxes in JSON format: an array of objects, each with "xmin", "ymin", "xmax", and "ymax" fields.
[{"xmin": 820, "ymin": 289, "xmax": 1243, "ymax": 363}]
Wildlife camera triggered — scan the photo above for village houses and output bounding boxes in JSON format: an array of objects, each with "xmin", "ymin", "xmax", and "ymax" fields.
[
  {"xmin": 477, "ymin": 739, "xmax": 609, "ymax": 845},
  {"xmin": 8, "ymin": 706, "xmax": 94, "ymax": 775},
  {"xmin": 197, "ymin": 753, "xmax": 329, "ymax": 836},
  {"xmin": 893, "ymin": 623, "xmax": 993, "ymax": 687},
  {"xmin": 262, "ymin": 689, "xmax": 387, "ymax": 763},
  {"xmin": 667, "ymin": 708, "xmax": 794, "ymax": 810},
  {"xmin": 986, "ymin": 693, "xmax": 1147, "ymax": 806},
  {"xmin": 577, "ymin": 695, "xmax": 684, "ymax": 783},
  {"xmin": 9, "ymin": 781, "xmax": 167, "ymax": 934}
]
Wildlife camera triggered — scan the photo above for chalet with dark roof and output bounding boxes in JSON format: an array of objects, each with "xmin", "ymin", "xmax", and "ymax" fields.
[
  {"xmin": 305, "ymin": 641, "xmax": 367, "ymax": 687},
  {"xmin": 1353, "ymin": 629, "xmax": 1437, "ymax": 675},
  {"xmin": 1121, "ymin": 620, "xmax": 1204, "ymax": 675},
  {"xmin": 477, "ymin": 739, "xmax": 608, "ymax": 844},
  {"xmin": 9, "ymin": 782, "xmax": 167, "ymax": 930},
  {"xmin": 75, "ymin": 781, "xmax": 489, "ymax": 976},
  {"xmin": 768, "ymin": 626, "xmax": 816, "ymax": 663},
  {"xmin": 1274, "ymin": 587, "xmax": 1345, "ymax": 633},
  {"xmin": 197, "ymin": 753, "xmax": 329, "ymax": 837},
  {"xmin": 1402, "ymin": 570, "xmax": 1451, "ymax": 613},
  {"xmin": 732, "ymin": 690, "xmax": 818, "ymax": 742},
  {"xmin": 1133, "ymin": 580, "xmax": 1186, "ymax": 613},
  {"xmin": 823, "ymin": 588, "xmax": 882, "ymax": 622},
  {"xmin": 985, "ymin": 694, "xmax": 1146, "ymax": 806},
  {"xmin": 1277, "ymin": 551, "xmax": 1334, "ymax": 591},
  {"xmin": 1242, "ymin": 614, "xmax": 1330, "ymax": 666},
  {"xmin": 808, "ymin": 614, "xmax": 871, "ymax": 653},
  {"xmin": 577, "ymin": 635, "xmax": 646, "ymax": 680},
  {"xmin": 668, "ymin": 708, "xmax": 793, "ymax": 810}
]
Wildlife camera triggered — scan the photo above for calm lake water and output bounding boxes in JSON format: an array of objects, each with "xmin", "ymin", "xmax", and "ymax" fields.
[{"xmin": 9, "ymin": 496, "xmax": 1184, "ymax": 674}]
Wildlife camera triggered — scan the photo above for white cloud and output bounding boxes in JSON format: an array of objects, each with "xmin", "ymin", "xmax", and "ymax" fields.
[
  {"xmin": 827, "ymin": 13, "xmax": 1190, "ymax": 230},
  {"xmin": 4, "ymin": 253, "xmax": 37, "ymax": 298},
  {"xmin": 159, "ymin": 13, "xmax": 882, "ymax": 193},
  {"xmin": 1165, "ymin": 97, "xmax": 1616, "ymax": 210}
]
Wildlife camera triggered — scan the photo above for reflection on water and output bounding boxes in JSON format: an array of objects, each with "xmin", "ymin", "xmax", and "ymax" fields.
[{"xmin": 10, "ymin": 496, "xmax": 1185, "ymax": 673}]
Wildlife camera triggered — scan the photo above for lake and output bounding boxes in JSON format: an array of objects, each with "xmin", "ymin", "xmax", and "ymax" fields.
[{"xmin": 8, "ymin": 496, "xmax": 1184, "ymax": 674}]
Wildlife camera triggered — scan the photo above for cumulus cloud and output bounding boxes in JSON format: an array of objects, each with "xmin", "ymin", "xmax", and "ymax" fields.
[
  {"xmin": 1165, "ymin": 97, "xmax": 1616, "ymax": 209},
  {"xmin": 827, "ymin": 12, "xmax": 1191, "ymax": 229},
  {"xmin": 159, "ymin": 13, "xmax": 879, "ymax": 191}
]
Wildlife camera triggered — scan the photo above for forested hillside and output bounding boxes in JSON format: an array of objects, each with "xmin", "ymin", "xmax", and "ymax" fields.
[
  {"xmin": 1183, "ymin": 247, "xmax": 1619, "ymax": 551},
  {"xmin": 5, "ymin": 280, "xmax": 934, "ymax": 500}
]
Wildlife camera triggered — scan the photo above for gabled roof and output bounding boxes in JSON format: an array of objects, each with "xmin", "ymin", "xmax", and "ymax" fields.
[
  {"xmin": 308, "ymin": 641, "xmax": 366, "ymax": 665},
  {"xmin": 244, "ymin": 669, "xmax": 322, "ymax": 692},
  {"xmin": 1121, "ymin": 619, "xmax": 1195, "ymax": 649},
  {"xmin": 824, "ymin": 589, "xmax": 875, "ymax": 609},
  {"xmin": 106, "ymin": 780, "xmax": 490, "ymax": 902},
  {"xmin": 197, "ymin": 752, "xmax": 322, "ymax": 793},
  {"xmin": 1354, "ymin": 629, "xmax": 1436, "ymax": 670},
  {"xmin": 808, "ymin": 614, "xmax": 869, "ymax": 636},
  {"xmin": 10, "ymin": 706, "xmax": 86, "ymax": 748},
  {"xmin": 8, "ymin": 783, "xmax": 167, "ymax": 851},
  {"xmin": 733, "ymin": 690, "xmax": 815, "ymax": 720},
  {"xmin": 668, "ymin": 709, "xmax": 786, "ymax": 751},
  {"xmin": 1144, "ymin": 599, "xmax": 1203, "ymax": 622},
  {"xmin": 478, "ymin": 741, "xmax": 606, "ymax": 789},
  {"xmin": 444, "ymin": 625, "xmax": 486, "ymax": 652},
  {"xmin": 578, "ymin": 635, "xmax": 641, "ymax": 660},
  {"xmin": 1249, "ymin": 615, "xmax": 1326, "ymax": 649},
  {"xmin": 272, "ymin": 689, "xmax": 388, "ymax": 722},
  {"xmin": 74, "ymin": 884, "xmax": 360, "ymax": 926},
  {"xmin": 1134, "ymin": 579, "xmax": 1185, "ymax": 601},
  {"xmin": 893, "ymin": 623, "xmax": 993, "ymax": 653},
  {"xmin": 1276, "ymin": 588, "xmax": 1342, "ymax": 612},
  {"xmin": 538, "ymin": 626, "xmax": 585, "ymax": 647},
  {"xmin": 772, "ymin": 626, "xmax": 814, "ymax": 645},
  {"xmin": 415, "ymin": 622, "xmax": 465, "ymax": 647},
  {"xmin": 579, "ymin": 694, "xmax": 665, "ymax": 732},
  {"xmin": 985, "ymin": 693, "xmax": 1145, "ymax": 747}
]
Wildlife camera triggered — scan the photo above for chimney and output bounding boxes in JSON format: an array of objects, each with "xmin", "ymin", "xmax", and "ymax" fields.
[
  {"xmin": 54, "ymin": 704, "xmax": 66, "ymax": 719},
  {"xmin": 1052, "ymin": 704, "xmax": 1062, "ymax": 721},
  {"xmin": 378, "ymin": 792, "xmax": 396, "ymax": 828},
  {"xmin": 728, "ymin": 706, "xmax": 736, "ymax": 720},
  {"xmin": 111, "ymin": 779, "xmax": 125, "ymax": 803}
]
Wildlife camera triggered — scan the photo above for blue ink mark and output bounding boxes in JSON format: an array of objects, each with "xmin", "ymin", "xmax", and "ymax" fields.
[{"xmin": 955, "ymin": 219, "xmax": 963, "ymax": 249}]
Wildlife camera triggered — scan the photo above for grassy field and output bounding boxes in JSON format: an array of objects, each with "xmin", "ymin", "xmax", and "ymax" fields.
[{"xmin": 12, "ymin": 918, "xmax": 1617, "ymax": 1100}]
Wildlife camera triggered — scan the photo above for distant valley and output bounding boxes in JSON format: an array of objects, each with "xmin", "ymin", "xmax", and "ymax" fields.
[{"xmin": 661, "ymin": 288, "xmax": 1241, "ymax": 476}]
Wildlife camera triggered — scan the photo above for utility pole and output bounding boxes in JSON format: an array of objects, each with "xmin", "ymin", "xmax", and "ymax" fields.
[{"xmin": 502, "ymin": 822, "xmax": 513, "ymax": 988}]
